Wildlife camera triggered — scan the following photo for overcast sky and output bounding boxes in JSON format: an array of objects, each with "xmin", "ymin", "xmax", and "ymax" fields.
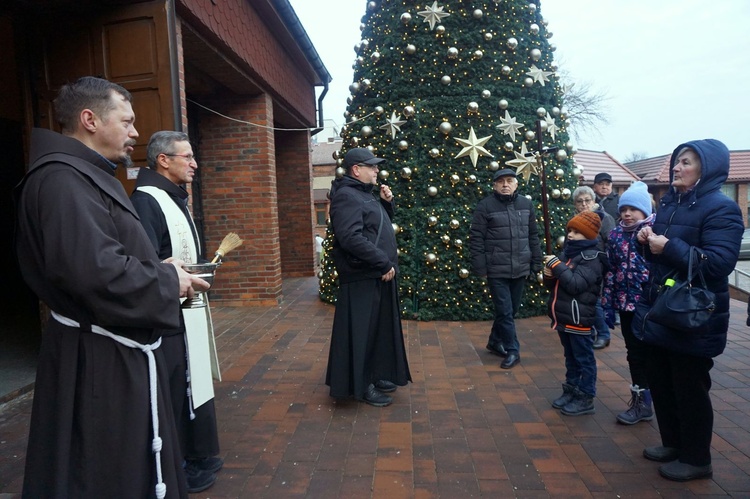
[{"xmin": 287, "ymin": 0, "xmax": 750, "ymax": 161}]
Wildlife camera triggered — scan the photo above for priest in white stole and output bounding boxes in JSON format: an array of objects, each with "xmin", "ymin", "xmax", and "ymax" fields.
[{"xmin": 131, "ymin": 131, "xmax": 223, "ymax": 492}]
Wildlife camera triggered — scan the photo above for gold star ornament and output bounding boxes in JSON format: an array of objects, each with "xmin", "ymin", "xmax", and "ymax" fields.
[
  {"xmin": 417, "ymin": 1, "xmax": 450, "ymax": 31},
  {"xmin": 526, "ymin": 64, "xmax": 555, "ymax": 86},
  {"xmin": 454, "ymin": 127, "xmax": 493, "ymax": 168},
  {"xmin": 379, "ymin": 111, "xmax": 408, "ymax": 139},
  {"xmin": 505, "ymin": 142, "xmax": 538, "ymax": 182},
  {"xmin": 496, "ymin": 110, "xmax": 525, "ymax": 142}
]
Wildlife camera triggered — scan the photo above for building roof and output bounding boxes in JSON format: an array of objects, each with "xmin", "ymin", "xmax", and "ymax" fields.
[
  {"xmin": 625, "ymin": 150, "xmax": 750, "ymax": 184},
  {"xmin": 574, "ymin": 149, "xmax": 640, "ymax": 185},
  {"xmin": 311, "ymin": 140, "xmax": 342, "ymax": 166}
]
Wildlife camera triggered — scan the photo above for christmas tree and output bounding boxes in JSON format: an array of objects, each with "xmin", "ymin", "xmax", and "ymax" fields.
[{"xmin": 319, "ymin": 0, "xmax": 580, "ymax": 321}]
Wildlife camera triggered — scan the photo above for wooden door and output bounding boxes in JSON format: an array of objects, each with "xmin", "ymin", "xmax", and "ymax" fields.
[{"xmin": 33, "ymin": 0, "xmax": 176, "ymax": 194}]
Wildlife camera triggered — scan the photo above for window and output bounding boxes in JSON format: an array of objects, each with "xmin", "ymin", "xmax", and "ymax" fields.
[{"xmin": 315, "ymin": 202, "xmax": 328, "ymax": 226}]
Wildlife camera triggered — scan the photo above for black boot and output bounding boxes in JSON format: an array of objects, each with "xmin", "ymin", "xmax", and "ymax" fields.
[
  {"xmin": 561, "ymin": 388, "xmax": 595, "ymax": 416},
  {"xmin": 552, "ymin": 383, "xmax": 575, "ymax": 409}
]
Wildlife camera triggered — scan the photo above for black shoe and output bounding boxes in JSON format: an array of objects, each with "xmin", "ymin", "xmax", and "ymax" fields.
[
  {"xmin": 643, "ymin": 446, "xmax": 679, "ymax": 463},
  {"xmin": 560, "ymin": 388, "xmax": 595, "ymax": 416},
  {"xmin": 374, "ymin": 380, "xmax": 397, "ymax": 393},
  {"xmin": 592, "ymin": 337, "xmax": 610, "ymax": 349},
  {"xmin": 486, "ymin": 342, "xmax": 508, "ymax": 357},
  {"xmin": 362, "ymin": 384, "xmax": 392, "ymax": 407},
  {"xmin": 500, "ymin": 353, "xmax": 520, "ymax": 369},
  {"xmin": 659, "ymin": 461, "xmax": 712, "ymax": 481},
  {"xmin": 184, "ymin": 466, "xmax": 217, "ymax": 493},
  {"xmin": 186, "ymin": 456, "xmax": 224, "ymax": 474}
]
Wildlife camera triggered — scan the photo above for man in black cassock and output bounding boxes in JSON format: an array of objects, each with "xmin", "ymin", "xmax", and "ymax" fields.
[
  {"xmin": 325, "ymin": 148, "xmax": 411, "ymax": 407},
  {"xmin": 15, "ymin": 77, "xmax": 208, "ymax": 498},
  {"xmin": 131, "ymin": 131, "xmax": 222, "ymax": 493}
]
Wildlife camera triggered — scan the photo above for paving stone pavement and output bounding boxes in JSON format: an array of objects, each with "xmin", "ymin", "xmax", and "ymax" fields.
[{"xmin": 1, "ymin": 276, "xmax": 750, "ymax": 497}]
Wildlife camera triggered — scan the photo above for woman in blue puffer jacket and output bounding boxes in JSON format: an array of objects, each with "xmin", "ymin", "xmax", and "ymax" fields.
[{"xmin": 633, "ymin": 139, "xmax": 743, "ymax": 482}]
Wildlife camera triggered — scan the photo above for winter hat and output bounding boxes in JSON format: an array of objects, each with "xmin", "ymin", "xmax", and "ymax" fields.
[
  {"xmin": 566, "ymin": 210, "xmax": 601, "ymax": 240},
  {"xmin": 618, "ymin": 181, "xmax": 652, "ymax": 217}
]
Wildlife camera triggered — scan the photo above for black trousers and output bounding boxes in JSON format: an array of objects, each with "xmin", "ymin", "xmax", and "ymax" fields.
[
  {"xmin": 645, "ymin": 343, "xmax": 714, "ymax": 466},
  {"xmin": 620, "ymin": 311, "xmax": 649, "ymax": 388}
]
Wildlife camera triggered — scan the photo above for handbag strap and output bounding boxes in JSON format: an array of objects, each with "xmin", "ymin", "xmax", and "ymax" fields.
[{"xmin": 687, "ymin": 247, "xmax": 709, "ymax": 289}]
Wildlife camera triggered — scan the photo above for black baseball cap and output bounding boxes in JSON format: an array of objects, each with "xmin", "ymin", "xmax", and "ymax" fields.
[
  {"xmin": 594, "ymin": 172, "xmax": 612, "ymax": 183},
  {"xmin": 493, "ymin": 168, "xmax": 517, "ymax": 181},
  {"xmin": 343, "ymin": 148, "xmax": 386, "ymax": 169}
]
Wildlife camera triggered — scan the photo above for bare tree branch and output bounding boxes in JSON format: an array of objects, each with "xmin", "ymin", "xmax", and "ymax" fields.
[{"xmin": 555, "ymin": 65, "xmax": 611, "ymax": 144}]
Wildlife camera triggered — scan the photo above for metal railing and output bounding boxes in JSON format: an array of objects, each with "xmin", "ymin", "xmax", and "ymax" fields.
[{"xmin": 730, "ymin": 267, "xmax": 750, "ymax": 292}]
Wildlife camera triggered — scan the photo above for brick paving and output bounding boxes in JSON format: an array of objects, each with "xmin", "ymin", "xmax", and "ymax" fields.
[{"xmin": 1, "ymin": 276, "xmax": 750, "ymax": 497}]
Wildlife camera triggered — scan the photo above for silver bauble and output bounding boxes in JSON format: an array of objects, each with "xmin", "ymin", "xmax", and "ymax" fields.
[
  {"xmin": 557, "ymin": 236, "xmax": 565, "ymax": 249},
  {"xmin": 361, "ymin": 125, "xmax": 373, "ymax": 137},
  {"xmin": 473, "ymin": 50, "xmax": 484, "ymax": 60},
  {"xmin": 429, "ymin": 148, "xmax": 440, "ymax": 158},
  {"xmin": 361, "ymin": 79, "xmax": 371, "ymax": 89},
  {"xmin": 551, "ymin": 188, "xmax": 561, "ymax": 199},
  {"xmin": 427, "ymin": 186, "xmax": 438, "ymax": 197},
  {"xmin": 506, "ymin": 37, "xmax": 518, "ymax": 50},
  {"xmin": 537, "ymin": 272, "xmax": 544, "ymax": 284},
  {"xmin": 426, "ymin": 253, "xmax": 437, "ymax": 264},
  {"xmin": 565, "ymin": 140, "xmax": 574, "ymax": 150},
  {"xmin": 538, "ymin": 120, "xmax": 548, "ymax": 132},
  {"xmin": 336, "ymin": 158, "xmax": 343, "ymax": 166},
  {"xmin": 498, "ymin": 98, "xmax": 509, "ymax": 109},
  {"xmin": 454, "ymin": 238, "xmax": 463, "ymax": 248},
  {"xmin": 367, "ymin": 1, "xmax": 377, "ymax": 11},
  {"xmin": 441, "ymin": 75, "xmax": 452, "ymax": 85},
  {"xmin": 361, "ymin": 39, "xmax": 370, "ymax": 49},
  {"xmin": 561, "ymin": 188, "xmax": 572, "ymax": 200},
  {"xmin": 353, "ymin": 41, "xmax": 362, "ymax": 54},
  {"xmin": 346, "ymin": 96, "xmax": 353, "ymax": 105},
  {"xmin": 528, "ymin": 3, "xmax": 537, "ymax": 12},
  {"xmin": 523, "ymin": 77, "xmax": 534, "ymax": 87},
  {"xmin": 439, "ymin": 122, "xmax": 453, "ymax": 135},
  {"xmin": 400, "ymin": 12, "xmax": 412, "ymax": 24},
  {"xmin": 555, "ymin": 149, "xmax": 568, "ymax": 162},
  {"xmin": 524, "ymin": 130, "xmax": 536, "ymax": 141},
  {"xmin": 503, "ymin": 142, "xmax": 514, "ymax": 152},
  {"xmin": 441, "ymin": 234, "xmax": 450, "ymax": 244},
  {"xmin": 467, "ymin": 101, "xmax": 479, "ymax": 113},
  {"xmin": 367, "ymin": 145, "xmax": 375, "ymax": 153},
  {"xmin": 403, "ymin": 105, "xmax": 416, "ymax": 117},
  {"xmin": 501, "ymin": 65, "xmax": 511, "ymax": 76},
  {"xmin": 332, "ymin": 150, "xmax": 340, "ymax": 160},
  {"xmin": 550, "ymin": 61, "xmax": 559, "ymax": 71},
  {"xmin": 350, "ymin": 136, "xmax": 359, "ymax": 146},
  {"xmin": 552, "ymin": 106, "xmax": 561, "ymax": 116},
  {"xmin": 371, "ymin": 51, "xmax": 381, "ymax": 63},
  {"xmin": 545, "ymin": 30, "xmax": 553, "ymax": 39},
  {"xmin": 356, "ymin": 56, "xmax": 364, "ymax": 65},
  {"xmin": 530, "ymin": 23, "xmax": 540, "ymax": 35},
  {"xmin": 360, "ymin": 23, "xmax": 366, "ymax": 31},
  {"xmin": 375, "ymin": 106, "xmax": 385, "ymax": 115},
  {"xmin": 335, "ymin": 166, "xmax": 346, "ymax": 178},
  {"xmin": 392, "ymin": 223, "xmax": 400, "ymax": 234},
  {"xmin": 536, "ymin": 107, "xmax": 547, "ymax": 117},
  {"xmin": 436, "ymin": 25, "xmax": 446, "ymax": 35},
  {"xmin": 398, "ymin": 140, "xmax": 409, "ymax": 151},
  {"xmin": 484, "ymin": 32, "xmax": 493, "ymax": 41},
  {"xmin": 427, "ymin": 216, "xmax": 438, "ymax": 226},
  {"xmin": 459, "ymin": 268, "xmax": 470, "ymax": 279},
  {"xmin": 406, "ymin": 44, "xmax": 416, "ymax": 55},
  {"xmin": 489, "ymin": 161, "xmax": 500, "ymax": 171},
  {"xmin": 317, "ymin": 270, "xmax": 324, "ymax": 279},
  {"xmin": 549, "ymin": 43, "xmax": 557, "ymax": 52},
  {"xmin": 378, "ymin": 170, "xmax": 389, "ymax": 180},
  {"xmin": 555, "ymin": 168, "xmax": 564, "ymax": 178},
  {"xmin": 349, "ymin": 82, "xmax": 360, "ymax": 93},
  {"xmin": 450, "ymin": 174, "xmax": 460, "ymax": 185},
  {"xmin": 449, "ymin": 219, "xmax": 460, "ymax": 230},
  {"xmin": 473, "ymin": 9, "xmax": 483, "ymax": 19},
  {"xmin": 481, "ymin": 89, "xmax": 491, "ymax": 99},
  {"xmin": 467, "ymin": 174, "xmax": 477, "ymax": 184},
  {"xmin": 400, "ymin": 167, "xmax": 412, "ymax": 179},
  {"xmin": 447, "ymin": 47, "xmax": 459, "ymax": 59},
  {"xmin": 572, "ymin": 167, "xmax": 581, "ymax": 176}
]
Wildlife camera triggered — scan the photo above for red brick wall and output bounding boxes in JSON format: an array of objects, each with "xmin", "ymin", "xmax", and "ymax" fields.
[
  {"xmin": 197, "ymin": 93, "xmax": 283, "ymax": 306},
  {"xmin": 178, "ymin": 0, "xmax": 317, "ymax": 124},
  {"xmin": 276, "ymin": 131, "xmax": 315, "ymax": 276}
]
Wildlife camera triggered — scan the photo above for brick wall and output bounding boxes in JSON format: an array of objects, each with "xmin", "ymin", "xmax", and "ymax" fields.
[
  {"xmin": 276, "ymin": 131, "xmax": 316, "ymax": 277},
  {"xmin": 197, "ymin": 93, "xmax": 283, "ymax": 306}
]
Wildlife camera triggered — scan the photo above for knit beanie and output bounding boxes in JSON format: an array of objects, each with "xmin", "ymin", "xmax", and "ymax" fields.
[
  {"xmin": 566, "ymin": 210, "xmax": 601, "ymax": 240},
  {"xmin": 618, "ymin": 181, "xmax": 653, "ymax": 217}
]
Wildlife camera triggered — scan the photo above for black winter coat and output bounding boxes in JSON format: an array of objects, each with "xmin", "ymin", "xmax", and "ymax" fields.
[
  {"xmin": 469, "ymin": 191, "xmax": 543, "ymax": 279},
  {"xmin": 545, "ymin": 247, "xmax": 606, "ymax": 334},
  {"xmin": 633, "ymin": 139, "xmax": 743, "ymax": 358},
  {"xmin": 329, "ymin": 175, "xmax": 397, "ymax": 284}
]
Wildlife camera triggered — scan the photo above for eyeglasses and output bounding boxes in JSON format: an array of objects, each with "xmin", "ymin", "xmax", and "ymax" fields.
[
  {"xmin": 165, "ymin": 153, "xmax": 195, "ymax": 162},
  {"xmin": 575, "ymin": 198, "xmax": 593, "ymax": 205},
  {"xmin": 357, "ymin": 163, "xmax": 378, "ymax": 169}
]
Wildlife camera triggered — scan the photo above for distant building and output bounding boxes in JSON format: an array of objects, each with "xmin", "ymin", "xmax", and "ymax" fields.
[
  {"xmin": 574, "ymin": 149, "xmax": 639, "ymax": 195},
  {"xmin": 311, "ymin": 139, "xmax": 342, "ymax": 237}
]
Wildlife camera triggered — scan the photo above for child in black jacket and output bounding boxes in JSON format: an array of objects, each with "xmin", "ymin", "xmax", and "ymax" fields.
[{"xmin": 544, "ymin": 210, "xmax": 607, "ymax": 416}]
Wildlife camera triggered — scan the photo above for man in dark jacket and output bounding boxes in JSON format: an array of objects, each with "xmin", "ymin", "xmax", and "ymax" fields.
[
  {"xmin": 469, "ymin": 169, "xmax": 543, "ymax": 369},
  {"xmin": 593, "ymin": 172, "xmax": 620, "ymax": 221},
  {"xmin": 131, "ymin": 131, "xmax": 222, "ymax": 493},
  {"xmin": 325, "ymin": 148, "xmax": 411, "ymax": 407},
  {"xmin": 15, "ymin": 76, "xmax": 208, "ymax": 498}
]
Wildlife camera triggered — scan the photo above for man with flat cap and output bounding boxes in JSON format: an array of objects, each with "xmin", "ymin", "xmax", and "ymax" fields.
[
  {"xmin": 325, "ymin": 148, "xmax": 411, "ymax": 407},
  {"xmin": 470, "ymin": 169, "xmax": 543, "ymax": 369},
  {"xmin": 593, "ymin": 172, "xmax": 620, "ymax": 221}
]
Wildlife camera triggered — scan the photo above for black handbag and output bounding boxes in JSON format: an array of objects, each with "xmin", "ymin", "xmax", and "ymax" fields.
[{"xmin": 648, "ymin": 247, "xmax": 716, "ymax": 332}]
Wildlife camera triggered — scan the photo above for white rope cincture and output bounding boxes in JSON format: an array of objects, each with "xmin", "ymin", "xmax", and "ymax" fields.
[{"xmin": 51, "ymin": 311, "xmax": 168, "ymax": 499}]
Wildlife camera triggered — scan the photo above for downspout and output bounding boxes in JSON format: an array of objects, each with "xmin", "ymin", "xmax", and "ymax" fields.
[{"xmin": 166, "ymin": 0, "xmax": 183, "ymax": 131}]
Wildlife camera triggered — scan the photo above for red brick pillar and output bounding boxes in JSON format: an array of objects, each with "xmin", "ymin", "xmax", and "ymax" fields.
[
  {"xmin": 198, "ymin": 93, "xmax": 282, "ymax": 306},
  {"xmin": 275, "ymin": 130, "xmax": 316, "ymax": 276}
]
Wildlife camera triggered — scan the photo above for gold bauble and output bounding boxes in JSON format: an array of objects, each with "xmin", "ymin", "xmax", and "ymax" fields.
[
  {"xmin": 484, "ymin": 32, "xmax": 493, "ymax": 41},
  {"xmin": 441, "ymin": 234, "xmax": 450, "ymax": 244},
  {"xmin": 489, "ymin": 160, "xmax": 500, "ymax": 171},
  {"xmin": 467, "ymin": 101, "xmax": 479, "ymax": 113},
  {"xmin": 429, "ymin": 148, "xmax": 440, "ymax": 158},
  {"xmin": 467, "ymin": 174, "xmax": 477, "ymax": 184},
  {"xmin": 436, "ymin": 25, "xmax": 446, "ymax": 35},
  {"xmin": 335, "ymin": 167, "xmax": 346, "ymax": 178},
  {"xmin": 392, "ymin": 223, "xmax": 400, "ymax": 234},
  {"xmin": 557, "ymin": 236, "xmax": 566, "ymax": 249},
  {"xmin": 441, "ymin": 75, "xmax": 452, "ymax": 85},
  {"xmin": 551, "ymin": 188, "xmax": 561, "ymax": 199},
  {"xmin": 506, "ymin": 37, "xmax": 518, "ymax": 50},
  {"xmin": 439, "ymin": 122, "xmax": 453, "ymax": 135},
  {"xmin": 361, "ymin": 125, "xmax": 373, "ymax": 137},
  {"xmin": 403, "ymin": 105, "xmax": 416, "ymax": 117},
  {"xmin": 398, "ymin": 140, "xmax": 409, "ymax": 151},
  {"xmin": 427, "ymin": 186, "xmax": 438, "ymax": 197},
  {"xmin": 375, "ymin": 106, "xmax": 385, "ymax": 115},
  {"xmin": 472, "ymin": 50, "xmax": 483, "ymax": 60},
  {"xmin": 524, "ymin": 130, "xmax": 535, "ymax": 141},
  {"xmin": 459, "ymin": 268, "xmax": 470, "ymax": 279},
  {"xmin": 427, "ymin": 216, "xmax": 438, "ymax": 226},
  {"xmin": 555, "ymin": 149, "xmax": 568, "ymax": 162},
  {"xmin": 447, "ymin": 47, "xmax": 459, "ymax": 59},
  {"xmin": 561, "ymin": 188, "xmax": 572, "ymax": 200},
  {"xmin": 450, "ymin": 174, "xmax": 460, "ymax": 185},
  {"xmin": 454, "ymin": 238, "xmax": 463, "ymax": 248},
  {"xmin": 555, "ymin": 168, "xmax": 565, "ymax": 178},
  {"xmin": 378, "ymin": 170, "xmax": 389, "ymax": 180},
  {"xmin": 405, "ymin": 44, "xmax": 416, "ymax": 55},
  {"xmin": 481, "ymin": 89, "xmax": 491, "ymax": 99},
  {"xmin": 449, "ymin": 219, "xmax": 460, "ymax": 229},
  {"xmin": 426, "ymin": 253, "xmax": 437, "ymax": 264},
  {"xmin": 536, "ymin": 107, "xmax": 547, "ymax": 118},
  {"xmin": 400, "ymin": 167, "xmax": 412, "ymax": 179}
]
